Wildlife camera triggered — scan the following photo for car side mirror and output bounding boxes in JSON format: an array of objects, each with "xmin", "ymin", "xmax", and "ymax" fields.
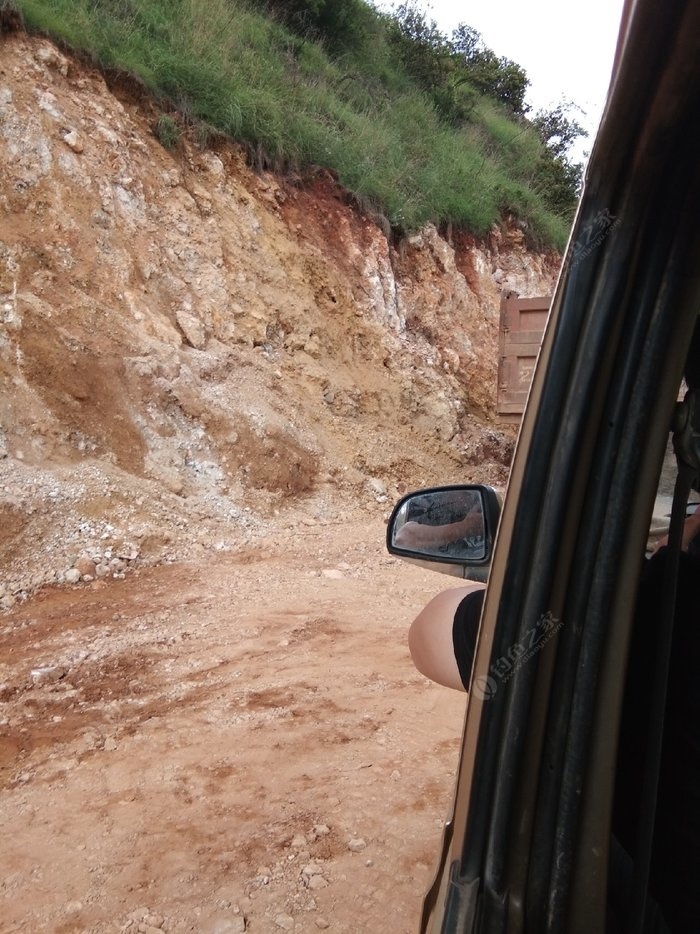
[{"xmin": 386, "ymin": 485, "xmax": 501, "ymax": 581}]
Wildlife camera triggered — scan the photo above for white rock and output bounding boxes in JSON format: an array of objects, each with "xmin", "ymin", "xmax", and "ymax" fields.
[
  {"xmin": 30, "ymin": 666, "xmax": 66, "ymax": 686},
  {"xmin": 209, "ymin": 919, "xmax": 246, "ymax": 934},
  {"xmin": 63, "ymin": 130, "xmax": 84, "ymax": 153},
  {"xmin": 162, "ymin": 169, "xmax": 181, "ymax": 187},
  {"xmin": 274, "ymin": 914, "xmax": 294, "ymax": 931},
  {"xmin": 35, "ymin": 45, "xmax": 69, "ymax": 75},
  {"xmin": 307, "ymin": 875, "xmax": 328, "ymax": 890},
  {"xmin": 368, "ymin": 478, "xmax": 387, "ymax": 496},
  {"xmin": 347, "ymin": 837, "xmax": 367, "ymax": 852},
  {"xmin": 64, "ymin": 568, "xmax": 81, "ymax": 584},
  {"xmin": 321, "ymin": 569, "xmax": 344, "ymax": 580},
  {"xmin": 176, "ymin": 309, "xmax": 206, "ymax": 349},
  {"xmin": 118, "ymin": 545, "xmax": 140, "ymax": 561}
]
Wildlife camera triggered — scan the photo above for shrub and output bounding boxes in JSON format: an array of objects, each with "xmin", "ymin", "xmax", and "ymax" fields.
[{"xmin": 154, "ymin": 114, "xmax": 179, "ymax": 149}]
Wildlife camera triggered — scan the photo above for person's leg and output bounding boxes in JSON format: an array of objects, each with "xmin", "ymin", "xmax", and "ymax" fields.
[{"xmin": 408, "ymin": 583, "xmax": 485, "ymax": 691}]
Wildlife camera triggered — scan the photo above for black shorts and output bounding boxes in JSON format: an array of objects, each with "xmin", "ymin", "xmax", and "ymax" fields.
[{"xmin": 452, "ymin": 589, "xmax": 485, "ymax": 690}]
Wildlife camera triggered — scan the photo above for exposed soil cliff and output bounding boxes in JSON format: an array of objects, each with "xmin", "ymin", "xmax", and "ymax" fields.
[{"xmin": 0, "ymin": 32, "xmax": 559, "ymax": 601}]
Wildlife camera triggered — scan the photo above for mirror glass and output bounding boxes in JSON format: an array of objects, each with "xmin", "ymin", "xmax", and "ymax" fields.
[{"xmin": 391, "ymin": 489, "xmax": 486, "ymax": 561}]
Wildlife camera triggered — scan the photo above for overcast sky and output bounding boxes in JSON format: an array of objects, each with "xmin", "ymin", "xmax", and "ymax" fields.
[{"xmin": 373, "ymin": 0, "xmax": 627, "ymax": 162}]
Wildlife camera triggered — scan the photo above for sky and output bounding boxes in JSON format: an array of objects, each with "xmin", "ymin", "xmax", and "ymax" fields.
[{"xmin": 373, "ymin": 0, "xmax": 627, "ymax": 163}]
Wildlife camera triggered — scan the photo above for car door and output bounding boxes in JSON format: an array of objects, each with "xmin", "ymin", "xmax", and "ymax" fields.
[{"xmin": 416, "ymin": 1, "xmax": 700, "ymax": 931}]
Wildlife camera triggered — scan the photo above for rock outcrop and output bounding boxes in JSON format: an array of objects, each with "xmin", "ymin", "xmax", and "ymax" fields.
[{"xmin": 0, "ymin": 32, "xmax": 560, "ymax": 598}]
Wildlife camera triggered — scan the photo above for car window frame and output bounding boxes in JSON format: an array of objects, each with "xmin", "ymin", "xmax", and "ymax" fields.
[{"xmin": 422, "ymin": 2, "xmax": 700, "ymax": 931}]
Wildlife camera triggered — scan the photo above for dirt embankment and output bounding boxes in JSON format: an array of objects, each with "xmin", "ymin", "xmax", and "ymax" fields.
[
  {"xmin": 0, "ymin": 31, "xmax": 558, "ymax": 600},
  {"xmin": 0, "ymin": 27, "xmax": 559, "ymax": 934}
]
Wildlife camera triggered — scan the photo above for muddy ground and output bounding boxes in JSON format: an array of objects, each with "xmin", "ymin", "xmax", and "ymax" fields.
[{"xmin": 0, "ymin": 513, "xmax": 467, "ymax": 934}]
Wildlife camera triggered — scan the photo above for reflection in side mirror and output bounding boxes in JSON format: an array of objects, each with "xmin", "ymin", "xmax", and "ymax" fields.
[
  {"xmin": 393, "ymin": 489, "xmax": 486, "ymax": 559},
  {"xmin": 386, "ymin": 485, "xmax": 501, "ymax": 580}
]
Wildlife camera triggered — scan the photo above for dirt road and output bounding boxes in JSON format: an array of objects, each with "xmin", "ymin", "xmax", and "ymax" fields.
[{"xmin": 0, "ymin": 514, "xmax": 467, "ymax": 933}]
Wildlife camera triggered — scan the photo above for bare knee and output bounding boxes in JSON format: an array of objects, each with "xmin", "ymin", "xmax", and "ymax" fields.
[
  {"xmin": 408, "ymin": 588, "xmax": 479, "ymax": 692},
  {"xmin": 408, "ymin": 614, "xmax": 464, "ymax": 691}
]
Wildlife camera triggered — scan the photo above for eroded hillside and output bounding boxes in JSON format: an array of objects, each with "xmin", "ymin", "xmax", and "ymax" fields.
[{"xmin": 0, "ymin": 31, "xmax": 559, "ymax": 603}]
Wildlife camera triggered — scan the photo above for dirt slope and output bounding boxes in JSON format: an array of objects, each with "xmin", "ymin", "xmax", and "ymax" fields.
[
  {"xmin": 0, "ymin": 27, "xmax": 560, "ymax": 934},
  {"xmin": 0, "ymin": 31, "xmax": 558, "ymax": 600}
]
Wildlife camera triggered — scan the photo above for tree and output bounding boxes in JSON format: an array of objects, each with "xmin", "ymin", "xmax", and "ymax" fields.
[
  {"xmin": 450, "ymin": 23, "xmax": 482, "ymax": 62},
  {"xmin": 451, "ymin": 23, "xmax": 529, "ymax": 116},
  {"xmin": 531, "ymin": 101, "xmax": 585, "ymax": 161},
  {"xmin": 253, "ymin": 0, "xmax": 371, "ymax": 52},
  {"xmin": 314, "ymin": 0, "xmax": 374, "ymax": 51},
  {"xmin": 385, "ymin": 1, "xmax": 476, "ymax": 125},
  {"xmin": 530, "ymin": 101, "xmax": 586, "ymax": 214},
  {"xmin": 387, "ymin": 1, "xmax": 450, "ymax": 92}
]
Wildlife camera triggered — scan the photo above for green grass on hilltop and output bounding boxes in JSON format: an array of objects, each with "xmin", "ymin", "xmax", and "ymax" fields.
[{"xmin": 15, "ymin": 0, "xmax": 573, "ymax": 248}]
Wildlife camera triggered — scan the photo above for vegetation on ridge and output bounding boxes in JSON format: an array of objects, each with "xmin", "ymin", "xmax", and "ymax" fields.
[{"xmin": 13, "ymin": 0, "xmax": 584, "ymax": 248}]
